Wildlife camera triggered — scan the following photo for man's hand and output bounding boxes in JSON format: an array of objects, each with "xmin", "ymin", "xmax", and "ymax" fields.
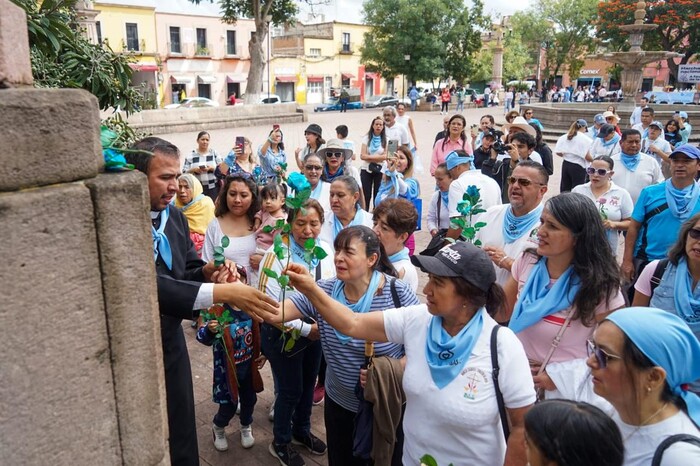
[
  {"xmin": 218, "ymin": 283, "xmax": 279, "ymax": 323},
  {"xmin": 621, "ymin": 259, "xmax": 635, "ymax": 282}
]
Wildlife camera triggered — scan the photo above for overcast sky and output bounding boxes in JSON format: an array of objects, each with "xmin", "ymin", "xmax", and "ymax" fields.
[{"xmin": 296, "ymin": 0, "xmax": 534, "ymax": 24}]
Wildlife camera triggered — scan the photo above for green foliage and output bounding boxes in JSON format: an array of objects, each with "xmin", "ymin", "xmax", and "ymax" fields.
[
  {"xmin": 360, "ymin": 0, "xmax": 487, "ymax": 83},
  {"xmin": 200, "ymin": 306, "xmax": 235, "ymax": 340},
  {"xmin": 190, "ymin": 0, "xmax": 299, "ymax": 26},
  {"xmin": 13, "ymin": 0, "xmax": 142, "ymax": 114},
  {"xmin": 503, "ymin": 31, "xmax": 535, "ymax": 82},
  {"xmin": 213, "ymin": 236, "xmax": 229, "ymax": 266},
  {"xmin": 420, "ymin": 454, "xmax": 454, "ymax": 466}
]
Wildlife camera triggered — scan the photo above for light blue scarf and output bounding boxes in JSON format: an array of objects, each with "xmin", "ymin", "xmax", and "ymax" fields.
[
  {"xmin": 333, "ymin": 208, "xmax": 366, "ymax": 238},
  {"xmin": 388, "ymin": 247, "xmax": 409, "ymax": 264},
  {"xmin": 152, "ymin": 206, "xmax": 172, "ymax": 270},
  {"xmin": 440, "ymin": 190, "xmax": 450, "ymax": 208},
  {"xmin": 369, "ymin": 135, "xmax": 383, "ymax": 154},
  {"xmin": 502, "ymin": 204, "xmax": 543, "ymax": 244},
  {"xmin": 426, "ymin": 308, "xmax": 485, "ymax": 389},
  {"xmin": 673, "ymin": 258, "xmax": 700, "ymax": 333},
  {"xmin": 620, "ymin": 152, "xmax": 641, "ymax": 172},
  {"xmin": 665, "ymin": 179, "xmax": 700, "ymax": 221},
  {"xmin": 310, "ymin": 180, "xmax": 323, "ymax": 200},
  {"xmin": 330, "ymin": 271, "xmax": 382, "ymax": 344},
  {"xmin": 375, "ymin": 170, "xmax": 401, "ymax": 206},
  {"xmin": 509, "ymin": 257, "xmax": 580, "ymax": 334},
  {"xmin": 606, "ymin": 308, "xmax": 700, "ymax": 428},
  {"xmin": 601, "ymin": 133, "xmax": 621, "ymax": 147},
  {"xmin": 289, "ymin": 235, "xmax": 320, "ymax": 269},
  {"xmin": 179, "ymin": 193, "xmax": 205, "ymax": 213}
]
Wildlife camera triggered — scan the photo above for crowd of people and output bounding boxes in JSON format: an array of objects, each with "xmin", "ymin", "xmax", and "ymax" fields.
[{"xmin": 127, "ymin": 98, "xmax": 700, "ymax": 466}]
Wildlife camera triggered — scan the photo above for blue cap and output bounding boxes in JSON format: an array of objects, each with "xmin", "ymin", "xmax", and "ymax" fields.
[
  {"xmin": 576, "ymin": 119, "xmax": 588, "ymax": 128},
  {"xmin": 670, "ymin": 144, "xmax": 700, "ymax": 160},
  {"xmin": 594, "ymin": 114, "xmax": 605, "ymax": 125},
  {"xmin": 679, "ymin": 111, "xmax": 688, "ymax": 119}
]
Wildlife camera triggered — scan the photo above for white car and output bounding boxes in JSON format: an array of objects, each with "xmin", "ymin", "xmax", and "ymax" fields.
[
  {"xmin": 237, "ymin": 94, "xmax": 283, "ymax": 105},
  {"xmin": 164, "ymin": 97, "xmax": 219, "ymax": 109}
]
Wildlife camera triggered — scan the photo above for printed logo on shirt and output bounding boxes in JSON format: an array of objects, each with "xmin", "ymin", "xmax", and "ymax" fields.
[{"xmin": 461, "ymin": 367, "xmax": 489, "ymax": 400}]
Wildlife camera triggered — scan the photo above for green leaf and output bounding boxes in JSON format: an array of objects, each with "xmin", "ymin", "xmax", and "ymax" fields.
[
  {"xmin": 474, "ymin": 239, "xmax": 482, "ymax": 247},
  {"xmin": 220, "ymin": 236, "xmax": 230, "ymax": 248},
  {"xmin": 214, "ymin": 246, "xmax": 224, "ymax": 255},
  {"xmin": 472, "ymin": 208, "xmax": 486, "ymax": 215},
  {"xmin": 419, "ymin": 455, "xmax": 439, "ymax": 466},
  {"xmin": 282, "ymin": 224, "xmax": 291, "ymax": 233},
  {"xmin": 284, "ymin": 336, "xmax": 296, "ymax": 352},
  {"xmin": 463, "ymin": 227, "xmax": 476, "ymax": 238},
  {"xmin": 474, "ymin": 222, "xmax": 487, "ymax": 229},
  {"xmin": 313, "ymin": 247, "xmax": 328, "ymax": 260},
  {"xmin": 450, "ymin": 218, "xmax": 465, "ymax": 229},
  {"xmin": 262, "ymin": 225, "xmax": 274, "ymax": 233},
  {"xmin": 285, "ymin": 198, "xmax": 297, "ymax": 210},
  {"xmin": 304, "ymin": 238, "xmax": 316, "ymax": 250},
  {"xmin": 278, "ymin": 275, "xmax": 290, "ymax": 287},
  {"xmin": 297, "ymin": 188, "xmax": 311, "ymax": 202},
  {"xmin": 290, "ymin": 328, "xmax": 302, "ymax": 340},
  {"xmin": 263, "ymin": 268, "xmax": 279, "ymax": 279},
  {"xmin": 274, "ymin": 218, "xmax": 286, "ymax": 229}
]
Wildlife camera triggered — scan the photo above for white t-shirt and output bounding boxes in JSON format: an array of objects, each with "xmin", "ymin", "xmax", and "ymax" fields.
[
  {"xmin": 394, "ymin": 115, "xmax": 414, "ymax": 147},
  {"xmin": 614, "ymin": 410, "xmax": 700, "ymax": 466},
  {"xmin": 383, "ymin": 305, "xmax": 535, "ymax": 466},
  {"xmin": 202, "ymin": 218, "xmax": 258, "ymax": 286},
  {"xmin": 385, "ymin": 122, "xmax": 410, "ymax": 146},
  {"xmin": 572, "ymin": 181, "xmax": 634, "ymax": 250},
  {"xmin": 590, "ymin": 138, "xmax": 622, "ymax": 159},
  {"xmin": 632, "ymin": 123, "xmax": 650, "ymax": 138},
  {"xmin": 611, "ymin": 152, "xmax": 663, "ymax": 204},
  {"xmin": 643, "ymin": 136, "xmax": 672, "ymax": 167},
  {"xmin": 554, "ymin": 132, "xmax": 593, "ymax": 168},
  {"xmin": 392, "ymin": 258, "xmax": 418, "ymax": 293},
  {"xmin": 448, "ymin": 170, "xmax": 502, "ymax": 218},
  {"xmin": 427, "ymin": 190, "xmax": 451, "ymax": 231},
  {"xmin": 474, "ymin": 204, "xmax": 541, "ymax": 286}
]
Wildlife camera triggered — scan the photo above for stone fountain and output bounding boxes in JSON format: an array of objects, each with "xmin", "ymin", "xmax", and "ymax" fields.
[{"xmin": 587, "ymin": 0, "xmax": 682, "ymax": 103}]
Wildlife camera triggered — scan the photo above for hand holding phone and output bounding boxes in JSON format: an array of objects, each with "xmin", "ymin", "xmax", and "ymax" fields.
[
  {"xmin": 273, "ymin": 124, "xmax": 280, "ymax": 131},
  {"xmin": 470, "ymin": 126, "xmax": 479, "ymax": 137},
  {"xmin": 387, "ymin": 139, "xmax": 399, "ymax": 157},
  {"xmin": 235, "ymin": 136, "xmax": 245, "ymax": 149}
]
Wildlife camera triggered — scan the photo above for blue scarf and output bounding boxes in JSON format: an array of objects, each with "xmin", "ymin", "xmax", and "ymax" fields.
[
  {"xmin": 375, "ymin": 170, "xmax": 402, "ymax": 206},
  {"xmin": 289, "ymin": 235, "xmax": 320, "ymax": 269},
  {"xmin": 620, "ymin": 152, "xmax": 641, "ymax": 172},
  {"xmin": 665, "ymin": 179, "xmax": 700, "ymax": 221},
  {"xmin": 440, "ymin": 190, "xmax": 450, "ymax": 209},
  {"xmin": 333, "ymin": 208, "xmax": 366, "ymax": 238},
  {"xmin": 323, "ymin": 164, "xmax": 345, "ymax": 182},
  {"xmin": 310, "ymin": 180, "xmax": 323, "ymax": 200},
  {"xmin": 426, "ymin": 308, "xmax": 485, "ymax": 389},
  {"xmin": 152, "ymin": 206, "xmax": 173, "ymax": 270},
  {"xmin": 330, "ymin": 271, "xmax": 382, "ymax": 344},
  {"xmin": 600, "ymin": 133, "xmax": 621, "ymax": 148},
  {"xmin": 369, "ymin": 135, "xmax": 383, "ymax": 154},
  {"xmin": 673, "ymin": 258, "xmax": 700, "ymax": 333},
  {"xmin": 179, "ymin": 193, "xmax": 205, "ymax": 213},
  {"xmin": 502, "ymin": 204, "xmax": 543, "ymax": 244},
  {"xmin": 509, "ymin": 258, "xmax": 580, "ymax": 334},
  {"xmin": 388, "ymin": 247, "xmax": 409, "ymax": 264}
]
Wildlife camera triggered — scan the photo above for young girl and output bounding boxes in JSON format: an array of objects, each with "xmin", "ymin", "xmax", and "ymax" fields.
[
  {"xmin": 254, "ymin": 182, "xmax": 287, "ymax": 253},
  {"xmin": 196, "ymin": 268, "xmax": 264, "ymax": 452}
]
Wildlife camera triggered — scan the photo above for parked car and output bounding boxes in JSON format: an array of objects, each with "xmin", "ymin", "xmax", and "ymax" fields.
[
  {"xmin": 364, "ymin": 94, "xmax": 399, "ymax": 108},
  {"xmin": 164, "ymin": 97, "xmax": 219, "ymax": 109},
  {"xmin": 314, "ymin": 98, "xmax": 363, "ymax": 112},
  {"xmin": 462, "ymin": 88, "xmax": 483, "ymax": 104},
  {"xmin": 235, "ymin": 94, "xmax": 283, "ymax": 105}
]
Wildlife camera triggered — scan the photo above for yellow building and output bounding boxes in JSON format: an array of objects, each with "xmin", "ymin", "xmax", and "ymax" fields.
[
  {"xmin": 271, "ymin": 21, "xmax": 389, "ymax": 104},
  {"xmin": 94, "ymin": 1, "xmax": 160, "ymax": 107}
]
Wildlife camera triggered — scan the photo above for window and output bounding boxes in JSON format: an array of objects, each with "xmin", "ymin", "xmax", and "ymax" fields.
[
  {"xmin": 342, "ymin": 33, "xmax": 350, "ymax": 53},
  {"xmin": 309, "ymin": 48, "xmax": 321, "ymax": 57},
  {"xmin": 198, "ymin": 83, "xmax": 211, "ymax": 99},
  {"xmin": 226, "ymin": 30, "xmax": 237, "ymax": 55},
  {"xmin": 169, "ymin": 27, "xmax": 181, "ymax": 54},
  {"xmin": 125, "ymin": 23, "xmax": 139, "ymax": 51},
  {"xmin": 196, "ymin": 28, "xmax": 207, "ymax": 49},
  {"xmin": 308, "ymin": 80, "xmax": 322, "ymax": 94},
  {"xmin": 96, "ymin": 21, "xmax": 102, "ymax": 44}
]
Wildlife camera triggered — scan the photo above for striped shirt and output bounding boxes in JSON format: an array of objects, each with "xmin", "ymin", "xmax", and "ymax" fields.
[
  {"xmin": 289, "ymin": 276, "xmax": 420, "ymax": 412},
  {"xmin": 182, "ymin": 150, "xmax": 222, "ymax": 190}
]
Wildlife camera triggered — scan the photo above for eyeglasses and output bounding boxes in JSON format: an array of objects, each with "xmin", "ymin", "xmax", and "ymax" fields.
[
  {"xmin": 507, "ymin": 176, "xmax": 544, "ymax": 187},
  {"xmin": 586, "ymin": 167, "xmax": 611, "ymax": 176},
  {"xmin": 688, "ymin": 228, "xmax": 700, "ymax": 240},
  {"xmin": 326, "ymin": 152, "xmax": 344, "ymax": 158},
  {"xmin": 586, "ymin": 339, "xmax": 622, "ymax": 369},
  {"xmin": 305, "ymin": 165, "xmax": 323, "ymax": 171}
]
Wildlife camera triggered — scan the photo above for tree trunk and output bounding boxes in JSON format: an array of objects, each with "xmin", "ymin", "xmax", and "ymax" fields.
[{"xmin": 245, "ymin": 21, "xmax": 268, "ymax": 104}]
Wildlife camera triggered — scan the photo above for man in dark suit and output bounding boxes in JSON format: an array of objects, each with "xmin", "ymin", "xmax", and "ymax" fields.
[{"xmin": 128, "ymin": 137, "xmax": 277, "ymax": 465}]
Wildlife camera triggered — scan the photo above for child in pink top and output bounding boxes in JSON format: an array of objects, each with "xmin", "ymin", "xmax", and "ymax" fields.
[{"xmin": 253, "ymin": 183, "xmax": 287, "ymax": 253}]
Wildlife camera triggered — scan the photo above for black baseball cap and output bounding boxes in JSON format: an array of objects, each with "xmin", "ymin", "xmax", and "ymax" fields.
[{"xmin": 411, "ymin": 242, "xmax": 496, "ymax": 292}]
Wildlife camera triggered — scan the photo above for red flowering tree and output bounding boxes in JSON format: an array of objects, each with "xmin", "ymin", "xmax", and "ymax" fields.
[{"xmin": 595, "ymin": 0, "xmax": 700, "ymax": 80}]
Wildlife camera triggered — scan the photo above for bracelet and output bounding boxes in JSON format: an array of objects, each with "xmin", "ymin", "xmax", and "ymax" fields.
[{"xmin": 498, "ymin": 256, "xmax": 510, "ymax": 268}]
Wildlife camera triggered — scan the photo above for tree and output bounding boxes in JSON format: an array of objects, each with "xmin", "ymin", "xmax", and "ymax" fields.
[
  {"xmin": 192, "ymin": 0, "xmax": 327, "ymax": 103},
  {"xmin": 360, "ymin": 0, "xmax": 487, "ymax": 85},
  {"xmin": 503, "ymin": 31, "xmax": 534, "ymax": 82},
  {"xmin": 595, "ymin": 0, "xmax": 700, "ymax": 81},
  {"xmin": 12, "ymin": 0, "xmax": 141, "ymax": 114}
]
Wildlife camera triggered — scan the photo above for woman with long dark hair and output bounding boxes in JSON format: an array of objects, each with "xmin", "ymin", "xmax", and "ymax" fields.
[
  {"xmin": 430, "ymin": 114, "xmax": 472, "ymax": 175},
  {"xmin": 360, "ymin": 117, "xmax": 387, "ymax": 210},
  {"xmin": 554, "ymin": 120, "xmax": 593, "ymax": 192},
  {"xmin": 504, "ymin": 192, "xmax": 625, "ymax": 399}
]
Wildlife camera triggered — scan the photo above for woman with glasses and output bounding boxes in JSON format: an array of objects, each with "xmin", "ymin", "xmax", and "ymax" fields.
[
  {"xmin": 505, "ymin": 109, "xmax": 520, "ymax": 126},
  {"xmin": 554, "ymin": 120, "xmax": 594, "ymax": 192},
  {"xmin": 573, "ymin": 156, "xmax": 633, "ymax": 252},
  {"xmin": 360, "ymin": 117, "xmax": 387, "ymax": 210},
  {"xmin": 633, "ymin": 213, "xmax": 700, "ymax": 389},
  {"xmin": 522, "ymin": 109, "xmax": 543, "ymax": 131},
  {"xmin": 319, "ymin": 139, "xmax": 361, "ymax": 186},
  {"xmin": 587, "ymin": 307, "xmax": 700, "ymax": 465},
  {"xmin": 301, "ymin": 153, "xmax": 331, "ymax": 214},
  {"xmin": 504, "ymin": 192, "xmax": 625, "ymax": 400}
]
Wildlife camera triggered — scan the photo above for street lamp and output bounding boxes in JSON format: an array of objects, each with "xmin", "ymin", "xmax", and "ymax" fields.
[
  {"xmin": 265, "ymin": 15, "xmax": 272, "ymax": 101},
  {"xmin": 404, "ymin": 54, "xmax": 410, "ymax": 100}
]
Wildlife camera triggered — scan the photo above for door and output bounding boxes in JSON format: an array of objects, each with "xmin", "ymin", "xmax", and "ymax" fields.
[{"xmin": 276, "ymin": 82, "xmax": 295, "ymax": 102}]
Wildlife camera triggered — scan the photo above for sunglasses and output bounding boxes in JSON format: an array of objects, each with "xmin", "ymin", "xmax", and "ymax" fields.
[
  {"xmin": 688, "ymin": 228, "xmax": 700, "ymax": 240},
  {"xmin": 586, "ymin": 167, "xmax": 611, "ymax": 176},
  {"xmin": 507, "ymin": 176, "xmax": 544, "ymax": 187},
  {"xmin": 326, "ymin": 152, "xmax": 344, "ymax": 158},
  {"xmin": 305, "ymin": 165, "xmax": 323, "ymax": 171},
  {"xmin": 587, "ymin": 339, "xmax": 622, "ymax": 369}
]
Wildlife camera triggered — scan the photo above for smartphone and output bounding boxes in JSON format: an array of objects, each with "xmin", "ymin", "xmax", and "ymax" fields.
[
  {"xmin": 273, "ymin": 124, "xmax": 280, "ymax": 131},
  {"xmin": 235, "ymin": 136, "xmax": 245, "ymax": 148},
  {"xmin": 387, "ymin": 139, "xmax": 399, "ymax": 157}
]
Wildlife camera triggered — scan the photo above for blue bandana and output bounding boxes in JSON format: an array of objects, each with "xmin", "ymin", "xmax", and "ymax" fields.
[
  {"xmin": 665, "ymin": 179, "xmax": 700, "ymax": 221},
  {"xmin": 330, "ymin": 271, "xmax": 382, "ymax": 344},
  {"xmin": 152, "ymin": 206, "xmax": 172, "ymax": 270},
  {"xmin": 445, "ymin": 150, "xmax": 475, "ymax": 171},
  {"xmin": 333, "ymin": 208, "xmax": 367, "ymax": 238},
  {"xmin": 606, "ymin": 307, "xmax": 700, "ymax": 428},
  {"xmin": 388, "ymin": 247, "xmax": 410, "ymax": 264},
  {"xmin": 601, "ymin": 133, "xmax": 621, "ymax": 148},
  {"xmin": 502, "ymin": 204, "xmax": 543, "ymax": 244},
  {"xmin": 509, "ymin": 257, "xmax": 580, "ymax": 334},
  {"xmin": 620, "ymin": 152, "xmax": 641, "ymax": 172},
  {"xmin": 426, "ymin": 308, "xmax": 485, "ymax": 389},
  {"xmin": 673, "ymin": 258, "xmax": 700, "ymax": 333},
  {"xmin": 440, "ymin": 190, "xmax": 450, "ymax": 208},
  {"xmin": 323, "ymin": 164, "xmax": 345, "ymax": 182},
  {"xmin": 369, "ymin": 135, "xmax": 383, "ymax": 154},
  {"xmin": 310, "ymin": 179, "xmax": 324, "ymax": 200}
]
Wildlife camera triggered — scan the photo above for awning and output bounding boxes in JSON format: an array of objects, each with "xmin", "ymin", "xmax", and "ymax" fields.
[
  {"xmin": 197, "ymin": 74, "xmax": 217, "ymax": 84},
  {"xmin": 226, "ymin": 75, "xmax": 246, "ymax": 83},
  {"xmin": 365, "ymin": 72, "xmax": 378, "ymax": 80},
  {"xmin": 170, "ymin": 75, "xmax": 193, "ymax": 84},
  {"xmin": 341, "ymin": 73, "xmax": 355, "ymax": 79},
  {"xmin": 275, "ymin": 75, "xmax": 297, "ymax": 83},
  {"xmin": 307, "ymin": 75, "xmax": 324, "ymax": 83},
  {"xmin": 129, "ymin": 63, "xmax": 158, "ymax": 72}
]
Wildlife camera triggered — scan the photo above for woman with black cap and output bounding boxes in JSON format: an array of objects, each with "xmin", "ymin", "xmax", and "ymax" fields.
[
  {"xmin": 295, "ymin": 123, "xmax": 326, "ymax": 170},
  {"xmin": 279, "ymin": 241, "xmax": 536, "ymax": 466}
]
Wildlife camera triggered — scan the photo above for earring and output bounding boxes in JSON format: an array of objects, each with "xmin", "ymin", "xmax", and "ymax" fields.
[{"xmin": 647, "ymin": 386, "xmax": 652, "ymax": 393}]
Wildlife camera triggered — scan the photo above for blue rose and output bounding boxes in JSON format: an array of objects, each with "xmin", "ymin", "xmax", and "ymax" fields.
[
  {"xmin": 457, "ymin": 201, "xmax": 472, "ymax": 216},
  {"xmin": 466, "ymin": 185, "xmax": 480, "ymax": 199},
  {"xmin": 287, "ymin": 172, "xmax": 311, "ymax": 192}
]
